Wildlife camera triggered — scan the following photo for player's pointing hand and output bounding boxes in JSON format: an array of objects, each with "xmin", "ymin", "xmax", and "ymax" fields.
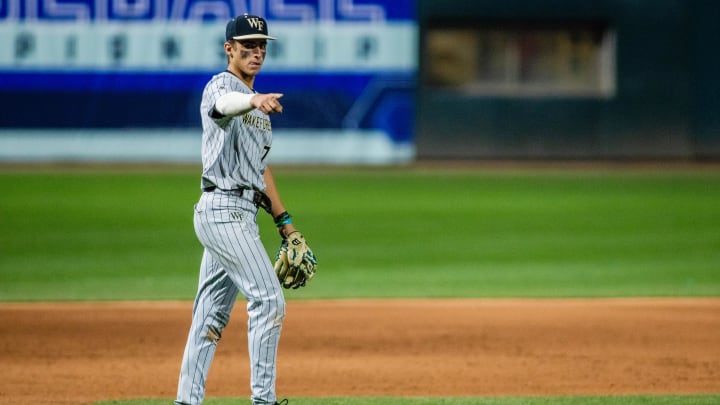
[{"xmin": 252, "ymin": 93, "xmax": 284, "ymax": 114}]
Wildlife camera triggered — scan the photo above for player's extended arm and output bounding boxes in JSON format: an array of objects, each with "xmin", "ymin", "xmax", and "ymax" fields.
[{"xmin": 214, "ymin": 92, "xmax": 283, "ymax": 116}]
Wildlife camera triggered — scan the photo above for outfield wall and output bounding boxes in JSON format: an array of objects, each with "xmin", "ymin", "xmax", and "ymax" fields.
[
  {"xmin": 416, "ymin": 0, "xmax": 720, "ymax": 160},
  {"xmin": 2, "ymin": 0, "xmax": 719, "ymax": 163},
  {"xmin": 0, "ymin": 0, "xmax": 417, "ymax": 164}
]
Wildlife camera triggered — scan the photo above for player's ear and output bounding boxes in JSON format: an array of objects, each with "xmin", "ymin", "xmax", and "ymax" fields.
[{"xmin": 224, "ymin": 41, "xmax": 234, "ymax": 58}]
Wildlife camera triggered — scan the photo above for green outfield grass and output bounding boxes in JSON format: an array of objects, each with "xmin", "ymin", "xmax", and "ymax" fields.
[
  {"xmin": 0, "ymin": 165, "xmax": 719, "ymax": 301},
  {"xmin": 95, "ymin": 394, "xmax": 720, "ymax": 405}
]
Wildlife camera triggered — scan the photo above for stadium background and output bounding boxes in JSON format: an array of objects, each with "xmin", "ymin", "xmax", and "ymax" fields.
[{"xmin": 2, "ymin": 0, "xmax": 718, "ymax": 163}]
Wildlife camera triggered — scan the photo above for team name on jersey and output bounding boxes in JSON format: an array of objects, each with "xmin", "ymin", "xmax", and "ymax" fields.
[{"xmin": 242, "ymin": 114, "xmax": 272, "ymax": 131}]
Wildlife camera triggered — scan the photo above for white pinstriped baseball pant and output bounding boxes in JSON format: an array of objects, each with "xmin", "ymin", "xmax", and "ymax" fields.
[{"xmin": 176, "ymin": 190, "xmax": 286, "ymax": 405}]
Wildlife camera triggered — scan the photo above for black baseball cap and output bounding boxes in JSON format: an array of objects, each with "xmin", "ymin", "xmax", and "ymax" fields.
[{"xmin": 226, "ymin": 14, "xmax": 276, "ymax": 41}]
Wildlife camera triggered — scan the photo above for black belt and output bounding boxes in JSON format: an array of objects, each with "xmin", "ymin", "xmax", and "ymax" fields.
[
  {"xmin": 203, "ymin": 186, "xmax": 272, "ymax": 214},
  {"xmin": 202, "ymin": 185, "xmax": 247, "ymax": 194}
]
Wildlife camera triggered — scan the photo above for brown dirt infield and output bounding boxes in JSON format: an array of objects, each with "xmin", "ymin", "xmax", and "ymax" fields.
[{"xmin": 1, "ymin": 298, "xmax": 719, "ymax": 405}]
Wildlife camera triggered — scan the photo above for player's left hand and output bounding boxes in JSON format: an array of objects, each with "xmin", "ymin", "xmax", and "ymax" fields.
[{"xmin": 274, "ymin": 231, "xmax": 317, "ymax": 289}]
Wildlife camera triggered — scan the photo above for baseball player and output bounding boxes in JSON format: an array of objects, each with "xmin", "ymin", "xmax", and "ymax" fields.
[{"xmin": 175, "ymin": 14, "xmax": 316, "ymax": 405}]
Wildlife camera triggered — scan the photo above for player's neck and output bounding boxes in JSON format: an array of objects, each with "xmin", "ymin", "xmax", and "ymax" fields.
[{"xmin": 227, "ymin": 66, "xmax": 256, "ymax": 90}]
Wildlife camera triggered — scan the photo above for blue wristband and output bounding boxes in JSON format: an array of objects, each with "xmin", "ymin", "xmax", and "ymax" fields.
[{"xmin": 274, "ymin": 211, "xmax": 292, "ymax": 227}]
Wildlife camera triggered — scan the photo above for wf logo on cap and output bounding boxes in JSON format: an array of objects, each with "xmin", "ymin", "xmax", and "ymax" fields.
[
  {"xmin": 246, "ymin": 17, "xmax": 264, "ymax": 31},
  {"xmin": 226, "ymin": 14, "xmax": 277, "ymax": 41}
]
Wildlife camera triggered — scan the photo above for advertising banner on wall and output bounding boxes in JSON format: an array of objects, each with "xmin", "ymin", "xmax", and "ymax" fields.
[{"xmin": 0, "ymin": 0, "xmax": 417, "ymax": 163}]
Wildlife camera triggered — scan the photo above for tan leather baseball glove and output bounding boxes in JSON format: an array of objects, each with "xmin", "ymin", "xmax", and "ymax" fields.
[{"xmin": 274, "ymin": 231, "xmax": 317, "ymax": 289}]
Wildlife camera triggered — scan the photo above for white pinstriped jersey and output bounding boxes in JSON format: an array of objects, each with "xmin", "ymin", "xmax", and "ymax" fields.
[
  {"xmin": 177, "ymin": 69, "xmax": 284, "ymax": 405},
  {"xmin": 199, "ymin": 71, "xmax": 272, "ymax": 191}
]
